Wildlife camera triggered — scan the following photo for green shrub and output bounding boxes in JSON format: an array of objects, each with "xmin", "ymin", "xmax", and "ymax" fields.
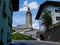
[
  {"xmin": 12, "ymin": 27, "xmax": 16, "ymax": 33},
  {"xmin": 12, "ymin": 33, "xmax": 36, "ymax": 40}
]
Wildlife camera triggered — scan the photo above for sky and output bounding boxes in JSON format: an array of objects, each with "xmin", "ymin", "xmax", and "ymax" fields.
[{"xmin": 12, "ymin": 0, "xmax": 60, "ymax": 30}]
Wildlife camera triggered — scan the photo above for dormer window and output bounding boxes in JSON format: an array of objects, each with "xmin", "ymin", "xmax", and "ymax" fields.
[{"xmin": 55, "ymin": 9, "xmax": 60, "ymax": 13}]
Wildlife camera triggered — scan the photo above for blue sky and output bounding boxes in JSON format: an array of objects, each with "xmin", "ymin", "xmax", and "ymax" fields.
[
  {"xmin": 12, "ymin": 0, "xmax": 60, "ymax": 29},
  {"xmin": 12, "ymin": 0, "xmax": 46, "ymax": 29}
]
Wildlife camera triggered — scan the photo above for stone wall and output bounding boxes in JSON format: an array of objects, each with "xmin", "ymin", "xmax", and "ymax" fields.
[{"xmin": 45, "ymin": 22, "xmax": 60, "ymax": 42}]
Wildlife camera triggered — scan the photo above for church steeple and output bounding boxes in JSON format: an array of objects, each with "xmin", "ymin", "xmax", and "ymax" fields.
[
  {"xmin": 26, "ymin": 7, "xmax": 31, "ymax": 14},
  {"xmin": 26, "ymin": 7, "xmax": 32, "ymax": 26},
  {"xmin": 28, "ymin": 7, "xmax": 30, "ymax": 12}
]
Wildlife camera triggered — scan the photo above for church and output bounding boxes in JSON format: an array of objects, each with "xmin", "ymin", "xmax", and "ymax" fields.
[
  {"xmin": 16, "ymin": 7, "xmax": 33, "ymax": 32},
  {"xmin": 16, "ymin": 7, "xmax": 40, "ymax": 39}
]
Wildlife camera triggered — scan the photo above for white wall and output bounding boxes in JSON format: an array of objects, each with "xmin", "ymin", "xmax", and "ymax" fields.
[
  {"xmin": 39, "ymin": 5, "xmax": 60, "ymax": 32},
  {"xmin": 46, "ymin": 6, "xmax": 60, "ymax": 24}
]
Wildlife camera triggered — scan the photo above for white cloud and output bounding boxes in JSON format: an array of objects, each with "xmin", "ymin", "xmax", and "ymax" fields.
[
  {"xmin": 23, "ymin": 0, "xmax": 28, "ymax": 6},
  {"xmin": 29, "ymin": 2, "xmax": 39, "ymax": 9},
  {"xmin": 19, "ymin": 1, "xmax": 39, "ymax": 12},
  {"xmin": 19, "ymin": 7, "xmax": 28, "ymax": 11},
  {"xmin": 32, "ymin": 23, "xmax": 39, "ymax": 29}
]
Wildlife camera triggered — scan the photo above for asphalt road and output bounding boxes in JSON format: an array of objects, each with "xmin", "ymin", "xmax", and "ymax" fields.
[{"xmin": 11, "ymin": 40, "xmax": 60, "ymax": 45}]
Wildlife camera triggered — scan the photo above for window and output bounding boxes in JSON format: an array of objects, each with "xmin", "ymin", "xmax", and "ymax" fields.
[
  {"xmin": 55, "ymin": 10, "xmax": 60, "ymax": 13},
  {"xmin": 9, "ymin": 3, "xmax": 12, "ymax": 10},
  {"xmin": 7, "ymin": 32, "xmax": 11, "ymax": 43},
  {"xmin": 3, "ymin": 1, "xmax": 7, "ymax": 18},
  {"xmin": 8, "ymin": 16, "xmax": 12, "ymax": 28},
  {"xmin": 1, "ymin": 29, "xmax": 3, "ymax": 41},
  {"xmin": 9, "ymin": 1, "xmax": 13, "ymax": 15},
  {"xmin": 0, "ymin": 0, "xmax": 1, "ymax": 3},
  {"xmin": 9, "ymin": 1, "xmax": 13, "ymax": 14},
  {"xmin": 56, "ymin": 17, "xmax": 60, "ymax": 20},
  {"xmin": 3, "ymin": 10, "xmax": 7, "ymax": 18},
  {"xmin": 0, "ymin": 29, "xmax": 4, "ymax": 45}
]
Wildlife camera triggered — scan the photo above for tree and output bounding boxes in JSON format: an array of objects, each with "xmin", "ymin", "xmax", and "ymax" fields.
[
  {"xmin": 12, "ymin": 27, "xmax": 16, "ymax": 33},
  {"xmin": 41, "ymin": 9, "xmax": 52, "ymax": 29}
]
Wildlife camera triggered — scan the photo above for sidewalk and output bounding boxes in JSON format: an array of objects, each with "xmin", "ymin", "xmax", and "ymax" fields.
[{"xmin": 12, "ymin": 40, "xmax": 60, "ymax": 45}]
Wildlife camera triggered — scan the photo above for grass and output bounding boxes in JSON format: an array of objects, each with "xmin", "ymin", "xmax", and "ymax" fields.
[{"xmin": 12, "ymin": 33, "xmax": 36, "ymax": 40}]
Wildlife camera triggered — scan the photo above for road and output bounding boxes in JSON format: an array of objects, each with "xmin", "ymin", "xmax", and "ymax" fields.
[{"xmin": 11, "ymin": 40, "xmax": 60, "ymax": 45}]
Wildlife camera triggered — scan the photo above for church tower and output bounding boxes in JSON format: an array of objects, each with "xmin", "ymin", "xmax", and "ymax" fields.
[
  {"xmin": 16, "ymin": 7, "xmax": 32, "ymax": 32},
  {"xmin": 26, "ymin": 7, "xmax": 32, "ymax": 26}
]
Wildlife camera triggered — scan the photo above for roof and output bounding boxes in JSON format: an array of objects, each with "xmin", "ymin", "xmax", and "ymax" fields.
[
  {"xmin": 11, "ymin": 0, "xmax": 19, "ymax": 11},
  {"xmin": 35, "ymin": 1, "xmax": 60, "ymax": 20},
  {"xmin": 16, "ymin": 24, "xmax": 32, "ymax": 30}
]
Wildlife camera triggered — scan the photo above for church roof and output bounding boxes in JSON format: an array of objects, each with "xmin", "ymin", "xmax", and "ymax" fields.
[
  {"xmin": 35, "ymin": 1, "xmax": 60, "ymax": 20},
  {"xmin": 16, "ymin": 24, "xmax": 32, "ymax": 30}
]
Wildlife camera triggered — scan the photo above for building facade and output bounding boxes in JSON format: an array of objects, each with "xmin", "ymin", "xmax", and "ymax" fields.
[
  {"xmin": 0, "ymin": 0, "xmax": 19, "ymax": 45},
  {"xmin": 46, "ymin": 6, "xmax": 60, "ymax": 24},
  {"xmin": 35, "ymin": 1, "xmax": 60, "ymax": 31},
  {"xmin": 35, "ymin": 1, "xmax": 60, "ymax": 41}
]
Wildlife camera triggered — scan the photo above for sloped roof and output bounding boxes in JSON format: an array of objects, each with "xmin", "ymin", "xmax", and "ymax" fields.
[
  {"xmin": 16, "ymin": 24, "xmax": 32, "ymax": 30},
  {"xmin": 11, "ymin": 0, "xmax": 19, "ymax": 11},
  {"xmin": 35, "ymin": 1, "xmax": 60, "ymax": 20}
]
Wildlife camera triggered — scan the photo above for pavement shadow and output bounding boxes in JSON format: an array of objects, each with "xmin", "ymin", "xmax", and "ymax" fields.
[{"xmin": 11, "ymin": 43, "xmax": 28, "ymax": 45}]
